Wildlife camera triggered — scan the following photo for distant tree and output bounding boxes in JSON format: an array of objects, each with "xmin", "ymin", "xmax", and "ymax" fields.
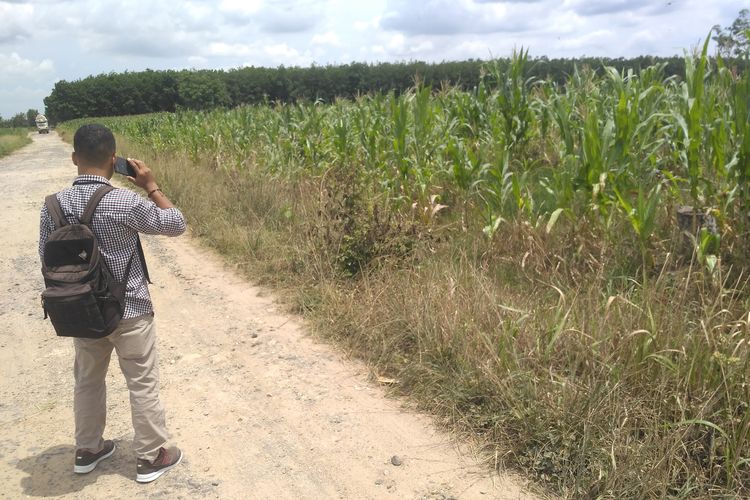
[
  {"xmin": 713, "ymin": 9, "xmax": 750, "ymax": 58},
  {"xmin": 26, "ymin": 109, "xmax": 39, "ymax": 127},
  {"xmin": 9, "ymin": 113, "xmax": 28, "ymax": 128},
  {"xmin": 177, "ymin": 71, "xmax": 231, "ymax": 110}
]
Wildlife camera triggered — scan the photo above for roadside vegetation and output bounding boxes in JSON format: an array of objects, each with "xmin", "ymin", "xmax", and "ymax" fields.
[
  {"xmin": 0, "ymin": 128, "xmax": 32, "ymax": 158},
  {"xmin": 58, "ymin": 37, "xmax": 750, "ymax": 497}
]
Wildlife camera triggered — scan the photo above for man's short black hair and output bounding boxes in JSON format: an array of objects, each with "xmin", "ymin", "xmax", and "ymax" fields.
[{"xmin": 73, "ymin": 124, "xmax": 116, "ymax": 165}]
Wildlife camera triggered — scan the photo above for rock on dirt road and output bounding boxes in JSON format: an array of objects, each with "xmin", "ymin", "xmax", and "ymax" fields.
[{"xmin": 0, "ymin": 133, "xmax": 536, "ymax": 500}]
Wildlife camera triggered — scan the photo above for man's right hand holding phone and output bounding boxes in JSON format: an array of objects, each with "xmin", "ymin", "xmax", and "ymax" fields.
[{"xmin": 123, "ymin": 158, "xmax": 175, "ymax": 209}]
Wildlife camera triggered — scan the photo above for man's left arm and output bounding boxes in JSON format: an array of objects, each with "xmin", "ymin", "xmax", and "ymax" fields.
[{"xmin": 127, "ymin": 196, "xmax": 186, "ymax": 237}]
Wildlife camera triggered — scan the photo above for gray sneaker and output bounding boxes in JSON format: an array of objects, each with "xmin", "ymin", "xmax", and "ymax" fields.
[
  {"xmin": 136, "ymin": 446, "xmax": 182, "ymax": 483},
  {"xmin": 74, "ymin": 440, "xmax": 116, "ymax": 474}
]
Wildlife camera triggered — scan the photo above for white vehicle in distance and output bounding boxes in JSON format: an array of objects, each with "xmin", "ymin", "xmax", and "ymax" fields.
[{"xmin": 35, "ymin": 114, "xmax": 49, "ymax": 134}]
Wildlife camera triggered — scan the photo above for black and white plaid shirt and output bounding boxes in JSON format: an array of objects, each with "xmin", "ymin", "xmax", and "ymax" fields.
[{"xmin": 39, "ymin": 175, "xmax": 186, "ymax": 318}]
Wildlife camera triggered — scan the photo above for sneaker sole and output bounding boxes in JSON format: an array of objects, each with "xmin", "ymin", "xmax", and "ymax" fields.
[
  {"xmin": 73, "ymin": 443, "xmax": 116, "ymax": 474},
  {"xmin": 135, "ymin": 450, "xmax": 183, "ymax": 483}
]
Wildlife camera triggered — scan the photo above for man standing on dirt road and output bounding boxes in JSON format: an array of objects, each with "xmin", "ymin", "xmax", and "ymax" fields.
[{"xmin": 38, "ymin": 124, "xmax": 186, "ymax": 483}]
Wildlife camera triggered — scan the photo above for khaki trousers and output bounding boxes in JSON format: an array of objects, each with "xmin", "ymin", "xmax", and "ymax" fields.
[{"xmin": 73, "ymin": 314, "xmax": 170, "ymax": 462}]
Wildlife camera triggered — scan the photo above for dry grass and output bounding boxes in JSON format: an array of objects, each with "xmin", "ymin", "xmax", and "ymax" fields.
[
  {"xmin": 0, "ymin": 129, "xmax": 31, "ymax": 158},
  {"xmin": 304, "ymin": 230, "xmax": 750, "ymax": 498}
]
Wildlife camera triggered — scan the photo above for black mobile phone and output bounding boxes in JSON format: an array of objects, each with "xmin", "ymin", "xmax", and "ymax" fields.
[{"xmin": 114, "ymin": 156, "xmax": 136, "ymax": 177}]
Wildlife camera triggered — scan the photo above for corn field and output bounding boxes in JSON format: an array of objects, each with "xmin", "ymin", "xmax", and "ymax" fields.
[
  {"xmin": 61, "ymin": 44, "xmax": 750, "ymax": 497},
  {"xmin": 81, "ymin": 46, "xmax": 748, "ymax": 253}
]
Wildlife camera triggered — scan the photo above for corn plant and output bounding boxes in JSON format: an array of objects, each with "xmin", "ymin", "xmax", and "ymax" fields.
[
  {"xmin": 487, "ymin": 49, "xmax": 535, "ymax": 150},
  {"xmin": 614, "ymin": 183, "xmax": 662, "ymax": 284},
  {"xmin": 672, "ymin": 36, "xmax": 712, "ymax": 205}
]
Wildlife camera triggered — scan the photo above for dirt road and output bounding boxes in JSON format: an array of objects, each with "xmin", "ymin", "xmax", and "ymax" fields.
[{"xmin": 0, "ymin": 133, "xmax": 534, "ymax": 500}]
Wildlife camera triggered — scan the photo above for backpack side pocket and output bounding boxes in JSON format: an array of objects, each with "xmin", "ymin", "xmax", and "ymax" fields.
[{"xmin": 42, "ymin": 283, "xmax": 108, "ymax": 338}]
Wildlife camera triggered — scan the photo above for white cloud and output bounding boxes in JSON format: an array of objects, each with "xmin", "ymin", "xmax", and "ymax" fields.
[
  {"xmin": 264, "ymin": 43, "xmax": 299, "ymax": 59},
  {"xmin": 0, "ymin": 52, "xmax": 55, "ymax": 116},
  {"xmin": 184, "ymin": 1, "xmax": 212, "ymax": 18},
  {"xmin": 556, "ymin": 29, "xmax": 613, "ymax": 52},
  {"xmin": 0, "ymin": 52, "xmax": 54, "ymax": 80},
  {"xmin": 187, "ymin": 55, "xmax": 209, "ymax": 68},
  {"xmin": 565, "ymin": 0, "xmax": 652, "ymax": 17},
  {"xmin": 261, "ymin": 43, "xmax": 312, "ymax": 66},
  {"xmin": 208, "ymin": 42, "xmax": 255, "ymax": 57},
  {"xmin": 453, "ymin": 40, "xmax": 491, "ymax": 59},
  {"xmin": 354, "ymin": 21, "xmax": 370, "ymax": 31},
  {"xmin": 354, "ymin": 16, "xmax": 381, "ymax": 31},
  {"xmin": 0, "ymin": 2, "xmax": 34, "ymax": 42},
  {"xmin": 387, "ymin": 33, "xmax": 405, "ymax": 50},
  {"xmin": 257, "ymin": 0, "xmax": 322, "ymax": 33},
  {"xmin": 312, "ymin": 31, "xmax": 340, "ymax": 46},
  {"xmin": 546, "ymin": 9, "xmax": 585, "ymax": 36},
  {"xmin": 381, "ymin": 0, "xmax": 534, "ymax": 35},
  {"xmin": 411, "ymin": 40, "xmax": 434, "ymax": 53},
  {"xmin": 373, "ymin": 33, "xmax": 437, "ymax": 59},
  {"xmin": 218, "ymin": 0, "xmax": 263, "ymax": 16}
]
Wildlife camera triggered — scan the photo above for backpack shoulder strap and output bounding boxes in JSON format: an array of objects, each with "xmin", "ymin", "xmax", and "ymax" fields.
[
  {"xmin": 119, "ymin": 235, "xmax": 152, "ymax": 285},
  {"xmin": 80, "ymin": 185, "xmax": 115, "ymax": 226},
  {"xmin": 44, "ymin": 194, "xmax": 68, "ymax": 229},
  {"xmin": 74, "ymin": 184, "xmax": 153, "ymax": 284},
  {"xmin": 136, "ymin": 235, "xmax": 152, "ymax": 284}
]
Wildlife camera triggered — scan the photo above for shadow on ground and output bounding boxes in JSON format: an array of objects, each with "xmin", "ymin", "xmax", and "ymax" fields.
[{"xmin": 15, "ymin": 440, "xmax": 134, "ymax": 497}]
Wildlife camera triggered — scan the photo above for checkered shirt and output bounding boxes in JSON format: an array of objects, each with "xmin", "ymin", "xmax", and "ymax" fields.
[{"xmin": 38, "ymin": 174, "xmax": 186, "ymax": 318}]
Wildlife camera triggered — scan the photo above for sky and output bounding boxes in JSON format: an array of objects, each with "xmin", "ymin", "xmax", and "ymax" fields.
[{"xmin": 0, "ymin": 0, "xmax": 744, "ymax": 119}]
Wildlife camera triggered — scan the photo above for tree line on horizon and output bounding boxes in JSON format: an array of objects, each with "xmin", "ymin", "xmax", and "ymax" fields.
[
  {"xmin": 41, "ymin": 56, "xmax": 696, "ymax": 123},
  {"xmin": 0, "ymin": 109, "xmax": 42, "ymax": 129}
]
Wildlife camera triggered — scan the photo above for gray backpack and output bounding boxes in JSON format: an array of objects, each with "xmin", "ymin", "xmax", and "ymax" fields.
[{"xmin": 41, "ymin": 185, "xmax": 130, "ymax": 338}]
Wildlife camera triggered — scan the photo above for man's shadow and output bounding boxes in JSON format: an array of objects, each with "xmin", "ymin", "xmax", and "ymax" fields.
[{"xmin": 16, "ymin": 439, "xmax": 133, "ymax": 497}]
